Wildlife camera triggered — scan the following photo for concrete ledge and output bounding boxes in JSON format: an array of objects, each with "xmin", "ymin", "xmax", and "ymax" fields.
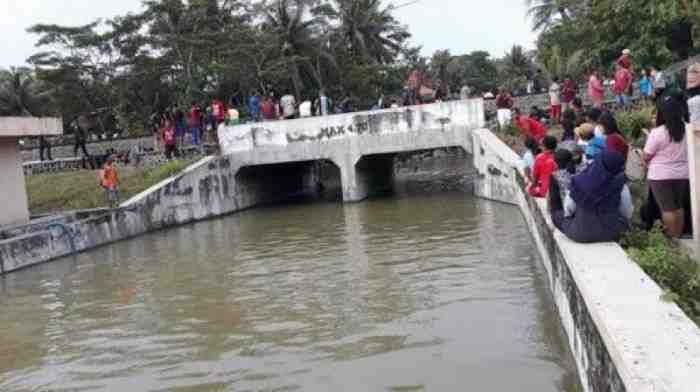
[
  {"xmin": 474, "ymin": 128, "xmax": 700, "ymax": 392},
  {"xmin": 0, "ymin": 117, "xmax": 62, "ymax": 137}
]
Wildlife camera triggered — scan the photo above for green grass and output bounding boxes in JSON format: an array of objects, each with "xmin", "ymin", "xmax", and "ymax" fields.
[
  {"xmin": 621, "ymin": 227, "xmax": 700, "ymax": 326},
  {"xmin": 27, "ymin": 159, "xmax": 196, "ymax": 215}
]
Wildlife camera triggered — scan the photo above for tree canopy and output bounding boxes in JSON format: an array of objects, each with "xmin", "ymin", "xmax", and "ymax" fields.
[
  {"xmin": 532, "ymin": 0, "xmax": 700, "ymax": 82},
  {"xmin": 5, "ymin": 0, "xmax": 697, "ymax": 136}
]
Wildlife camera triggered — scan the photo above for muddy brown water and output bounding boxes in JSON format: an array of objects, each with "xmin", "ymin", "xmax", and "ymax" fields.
[{"xmin": 0, "ymin": 192, "xmax": 580, "ymax": 391}]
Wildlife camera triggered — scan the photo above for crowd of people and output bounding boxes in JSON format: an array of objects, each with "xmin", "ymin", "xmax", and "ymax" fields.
[
  {"xmin": 510, "ymin": 52, "xmax": 698, "ymax": 244},
  {"xmin": 151, "ymin": 99, "xmax": 227, "ymax": 159}
]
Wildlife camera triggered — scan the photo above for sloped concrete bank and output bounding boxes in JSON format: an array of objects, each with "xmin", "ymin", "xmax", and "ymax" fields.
[
  {"xmin": 0, "ymin": 156, "xmax": 239, "ymax": 273},
  {"xmin": 473, "ymin": 129, "xmax": 700, "ymax": 392}
]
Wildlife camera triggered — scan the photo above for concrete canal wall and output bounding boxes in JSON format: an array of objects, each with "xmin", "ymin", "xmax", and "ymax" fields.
[
  {"xmin": 1, "ymin": 101, "xmax": 699, "ymax": 391},
  {"xmin": 473, "ymin": 129, "xmax": 700, "ymax": 392}
]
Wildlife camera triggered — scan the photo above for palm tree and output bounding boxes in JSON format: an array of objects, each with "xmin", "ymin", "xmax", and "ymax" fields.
[
  {"xmin": 262, "ymin": 0, "xmax": 321, "ymax": 97},
  {"xmin": 525, "ymin": 0, "xmax": 577, "ymax": 31},
  {"xmin": 324, "ymin": 0, "xmax": 410, "ymax": 64},
  {"xmin": 0, "ymin": 67, "xmax": 53, "ymax": 116}
]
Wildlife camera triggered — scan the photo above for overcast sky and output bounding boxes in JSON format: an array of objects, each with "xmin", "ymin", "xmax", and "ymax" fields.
[{"xmin": 0, "ymin": 0, "xmax": 537, "ymax": 68}]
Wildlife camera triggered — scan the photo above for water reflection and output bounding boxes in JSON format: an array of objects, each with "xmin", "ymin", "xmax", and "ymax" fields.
[{"xmin": 0, "ymin": 193, "xmax": 579, "ymax": 391}]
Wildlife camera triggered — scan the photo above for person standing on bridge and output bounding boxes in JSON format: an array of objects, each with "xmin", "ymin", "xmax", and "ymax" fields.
[
  {"xmin": 248, "ymin": 92, "xmax": 261, "ymax": 122},
  {"xmin": 280, "ymin": 92, "xmax": 297, "ymax": 120},
  {"xmin": 315, "ymin": 89, "xmax": 332, "ymax": 116},
  {"xmin": 261, "ymin": 94, "xmax": 278, "ymax": 121},
  {"xmin": 495, "ymin": 88, "xmax": 514, "ymax": 128},
  {"xmin": 189, "ymin": 102, "xmax": 203, "ymax": 146}
]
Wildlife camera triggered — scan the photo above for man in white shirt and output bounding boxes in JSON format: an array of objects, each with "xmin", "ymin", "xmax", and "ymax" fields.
[
  {"xmin": 549, "ymin": 77, "xmax": 562, "ymax": 124},
  {"xmin": 280, "ymin": 93, "xmax": 296, "ymax": 120},
  {"xmin": 299, "ymin": 99, "xmax": 312, "ymax": 118}
]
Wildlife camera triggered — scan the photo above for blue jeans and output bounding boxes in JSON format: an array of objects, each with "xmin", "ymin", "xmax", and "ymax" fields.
[
  {"xmin": 616, "ymin": 95, "xmax": 631, "ymax": 110},
  {"xmin": 191, "ymin": 126, "xmax": 201, "ymax": 145}
]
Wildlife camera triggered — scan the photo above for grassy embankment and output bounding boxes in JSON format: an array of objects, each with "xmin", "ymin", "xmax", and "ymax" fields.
[
  {"xmin": 26, "ymin": 159, "xmax": 195, "ymax": 216},
  {"xmin": 495, "ymin": 105, "xmax": 700, "ymax": 326}
]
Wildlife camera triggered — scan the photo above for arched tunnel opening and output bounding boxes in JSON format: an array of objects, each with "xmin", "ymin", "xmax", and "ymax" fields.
[
  {"xmin": 234, "ymin": 159, "xmax": 342, "ymax": 207},
  {"xmin": 353, "ymin": 146, "xmax": 474, "ymax": 201}
]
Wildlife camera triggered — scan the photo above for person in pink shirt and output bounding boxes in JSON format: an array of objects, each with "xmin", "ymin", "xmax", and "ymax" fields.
[
  {"xmin": 587, "ymin": 70, "xmax": 605, "ymax": 108},
  {"xmin": 643, "ymin": 96, "xmax": 689, "ymax": 238},
  {"xmin": 613, "ymin": 65, "xmax": 633, "ymax": 110}
]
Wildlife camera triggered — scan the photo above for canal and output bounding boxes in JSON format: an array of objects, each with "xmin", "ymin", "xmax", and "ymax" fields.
[{"xmin": 0, "ymin": 192, "xmax": 580, "ymax": 391}]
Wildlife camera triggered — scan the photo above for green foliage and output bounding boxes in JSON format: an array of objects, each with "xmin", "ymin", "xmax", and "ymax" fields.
[
  {"xmin": 531, "ymin": 0, "xmax": 700, "ymax": 80},
  {"xmin": 499, "ymin": 45, "xmax": 533, "ymax": 92},
  {"xmin": 0, "ymin": 67, "xmax": 55, "ymax": 116},
  {"xmin": 616, "ymin": 104, "xmax": 655, "ymax": 141},
  {"xmin": 622, "ymin": 226, "xmax": 700, "ymax": 325},
  {"xmin": 16, "ymin": 0, "xmax": 412, "ymax": 136}
]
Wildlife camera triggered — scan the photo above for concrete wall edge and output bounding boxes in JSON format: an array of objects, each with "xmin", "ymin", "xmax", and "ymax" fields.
[{"xmin": 473, "ymin": 128, "xmax": 700, "ymax": 392}]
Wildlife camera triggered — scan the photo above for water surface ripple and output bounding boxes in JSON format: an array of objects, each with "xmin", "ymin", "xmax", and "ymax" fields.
[{"xmin": 0, "ymin": 193, "xmax": 579, "ymax": 391}]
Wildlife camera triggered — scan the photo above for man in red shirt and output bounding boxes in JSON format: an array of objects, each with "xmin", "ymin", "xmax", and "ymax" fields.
[
  {"xmin": 617, "ymin": 49, "xmax": 632, "ymax": 69},
  {"xmin": 495, "ymin": 88, "xmax": 513, "ymax": 109},
  {"xmin": 261, "ymin": 95, "xmax": 278, "ymax": 121},
  {"xmin": 513, "ymin": 108, "xmax": 547, "ymax": 143},
  {"xmin": 528, "ymin": 136, "xmax": 558, "ymax": 198},
  {"xmin": 613, "ymin": 65, "xmax": 633, "ymax": 110}
]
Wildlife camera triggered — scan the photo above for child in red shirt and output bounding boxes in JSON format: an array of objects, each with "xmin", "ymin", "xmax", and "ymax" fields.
[{"xmin": 528, "ymin": 136, "xmax": 559, "ymax": 198}]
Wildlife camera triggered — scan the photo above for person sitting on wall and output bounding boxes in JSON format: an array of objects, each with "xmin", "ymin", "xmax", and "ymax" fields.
[
  {"xmin": 549, "ymin": 151, "xmax": 633, "ymax": 243},
  {"xmin": 576, "ymin": 123, "xmax": 606, "ymax": 163},
  {"xmin": 513, "ymin": 108, "xmax": 547, "ymax": 143},
  {"xmin": 519, "ymin": 136, "xmax": 541, "ymax": 182},
  {"xmin": 548, "ymin": 149, "xmax": 578, "ymax": 210},
  {"xmin": 528, "ymin": 136, "xmax": 558, "ymax": 198},
  {"xmin": 599, "ymin": 111, "xmax": 629, "ymax": 161}
]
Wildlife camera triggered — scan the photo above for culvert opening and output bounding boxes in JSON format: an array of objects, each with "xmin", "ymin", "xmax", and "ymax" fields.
[
  {"xmin": 235, "ymin": 159, "xmax": 342, "ymax": 206},
  {"xmin": 358, "ymin": 146, "xmax": 474, "ymax": 198}
]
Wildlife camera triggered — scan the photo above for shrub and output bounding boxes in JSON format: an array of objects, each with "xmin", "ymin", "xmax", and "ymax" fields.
[
  {"xmin": 622, "ymin": 226, "xmax": 700, "ymax": 325},
  {"xmin": 616, "ymin": 104, "xmax": 655, "ymax": 142},
  {"xmin": 143, "ymin": 159, "xmax": 193, "ymax": 186}
]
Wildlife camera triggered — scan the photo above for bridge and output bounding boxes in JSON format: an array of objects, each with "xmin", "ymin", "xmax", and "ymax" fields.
[{"xmin": 217, "ymin": 99, "xmax": 485, "ymax": 202}]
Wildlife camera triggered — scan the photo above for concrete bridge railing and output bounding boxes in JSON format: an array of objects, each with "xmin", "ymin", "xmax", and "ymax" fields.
[{"xmin": 218, "ymin": 99, "xmax": 485, "ymax": 202}]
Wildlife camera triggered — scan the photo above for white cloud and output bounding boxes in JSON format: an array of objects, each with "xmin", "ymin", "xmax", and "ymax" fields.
[
  {"xmin": 0, "ymin": 0, "xmax": 143, "ymax": 67},
  {"xmin": 393, "ymin": 0, "xmax": 537, "ymax": 58}
]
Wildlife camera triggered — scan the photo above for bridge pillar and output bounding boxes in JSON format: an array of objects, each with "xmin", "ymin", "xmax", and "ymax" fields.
[{"xmin": 341, "ymin": 154, "xmax": 396, "ymax": 202}]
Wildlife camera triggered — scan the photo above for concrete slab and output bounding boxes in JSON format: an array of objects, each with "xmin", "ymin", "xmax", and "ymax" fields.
[{"xmin": 0, "ymin": 117, "xmax": 62, "ymax": 137}]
